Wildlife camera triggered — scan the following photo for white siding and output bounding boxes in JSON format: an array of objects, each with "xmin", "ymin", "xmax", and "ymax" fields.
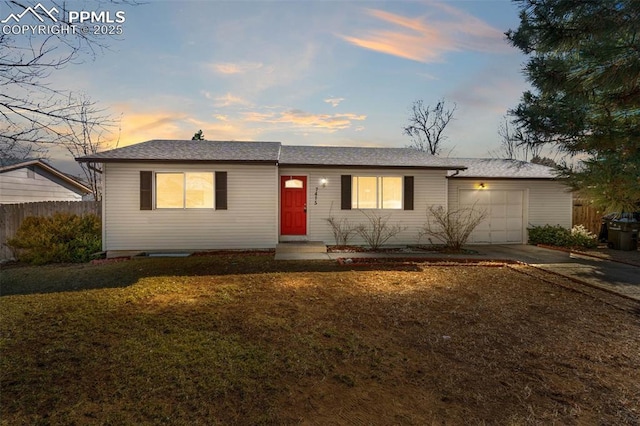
[
  {"xmin": 0, "ymin": 168, "xmax": 83, "ymax": 204},
  {"xmin": 103, "ymin": 163, "xmax": 278, "ymax": 251},
  {"xmin": 447, "ymin": 179, "xmax": 572, "ymax": 244},
  {"xmin": 279, "ymin": 167, "xmax": 449, "ymax": 246}
]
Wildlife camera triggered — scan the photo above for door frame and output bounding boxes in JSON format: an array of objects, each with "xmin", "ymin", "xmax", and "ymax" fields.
[{"xmin": 279, "ymin": 174, "xmax": 309, "ymax": 240}]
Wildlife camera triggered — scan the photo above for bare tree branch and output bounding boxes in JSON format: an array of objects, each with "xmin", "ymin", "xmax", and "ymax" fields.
[
  {"xmin": 0, "ymin": 0, "xmax": 139, "ymax": 158},
  {"xmin": 490, "ymin": 116, "xmax": 545, "ymax": 161},
  {"xmin": 404, "ymin": 99, "xmax": 456, "ymax": 155},
  {"xmin": 59, "ymin": 94, "xmax": 121, "ymax": 201}
]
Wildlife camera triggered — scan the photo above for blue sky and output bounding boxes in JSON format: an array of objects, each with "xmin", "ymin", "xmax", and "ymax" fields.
[{"xmin": 15, "ymin": 0, "xmax": 529, "ymax": 169}]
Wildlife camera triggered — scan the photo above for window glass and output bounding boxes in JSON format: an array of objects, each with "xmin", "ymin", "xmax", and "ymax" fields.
[
  {"xmin": 352, "ymin": 176, "xmax": 403, "ymax": 209},
  {"xmin": 284, "ymin": 179, "xmax": 304, "ymax": 189},
  {"xmin": 156, "ymin": 173, "xmax": 184, "ymax": 208},
  {"xmin": 353, "ymin": 176, "xmax": 377, "ymax": 209},
  {"xmin": 186, "ymin": 173, "xmax": 214, "ymax": 208},
  {"xmin": 382, "ymin": 177, "xmax": 402, "ymax": 209},
  {"xmin": 156, "ymin": 172, "xmax": 214, "ymax": 209}
]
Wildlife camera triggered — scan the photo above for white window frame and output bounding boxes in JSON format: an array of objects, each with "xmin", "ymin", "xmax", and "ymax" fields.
[{"xmin": 352, "ymin": 176, "xmax": 403, "ymax": 210}]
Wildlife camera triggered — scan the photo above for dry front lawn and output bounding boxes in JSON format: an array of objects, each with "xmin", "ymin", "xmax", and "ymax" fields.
[{"xmin": 1, "ymin": 256, "xmax": 639, "ymax": 424}]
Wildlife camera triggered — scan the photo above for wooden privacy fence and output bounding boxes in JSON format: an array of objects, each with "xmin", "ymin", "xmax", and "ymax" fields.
[
  {"xmin": 0, "ymin": 201, "xmax": 101, "ymax": 261},
  {"xmin": 573, "ymin": 200, "xmax": 602, "ymax": 235}
]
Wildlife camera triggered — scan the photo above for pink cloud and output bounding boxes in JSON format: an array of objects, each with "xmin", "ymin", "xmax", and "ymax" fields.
[{"xmin": 341, "ymin": 5, "xmax": 508, "ymax": 63}]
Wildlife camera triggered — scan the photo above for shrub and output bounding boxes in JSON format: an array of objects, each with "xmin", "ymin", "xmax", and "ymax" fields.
[
  {"xmin": 527, "ymin": 224, "xmax": 598, "ymax": 249},
  {"xmin": 527, "ymin": 224, "xmax": 572, "ymax": 247},
  {"xmin": 7, "ymin": 213, "xmax": 101, "ymax": 264},
  {"xmin": 356, "ymin": 211, "xmax": 406, "ymax": 250},
  {"xmin": 324, "ymin": 216, "xmax": 357, "ymax": 246},
  {"xmin": 570, "ymin": 225, "xmax": 598, "ymax": 249},
  {"xmin": 418, "ymin": 205, "xmax": 488, "ymax": 251}
]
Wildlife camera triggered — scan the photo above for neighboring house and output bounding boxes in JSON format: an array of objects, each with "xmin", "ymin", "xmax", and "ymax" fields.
[
  {"xmin": 0, "ymin": 158, "xmax": 91, "ymax": 204},
  {"xmin": 76, "ymin": 140, "xmax": 572, "ymax": 255}
]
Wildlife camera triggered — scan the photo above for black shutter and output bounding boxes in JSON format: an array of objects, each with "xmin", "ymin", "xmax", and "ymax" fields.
[
  {"xmin": 140, "ymin": 171, "xmax": 152, "ymax": 210},
  {"xmin": 341, "ymin": 175, "xmax": 351, "ymax": 210},
  {"xmin": 215, "ymin": 171, "xmax": 227, "ymax": 210},
  {"xmin": 403, "ymin": 176, "xmax": 414, "ymax": 210}
]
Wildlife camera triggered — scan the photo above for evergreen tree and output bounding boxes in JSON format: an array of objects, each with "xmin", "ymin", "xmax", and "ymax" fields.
[
  {"xmin": 192, "ymin": 130, "xmax": 205, "ymax": 140},
  {"xmin": 507, "ymin": 0, "xmax": 640, "ymax": 212}
]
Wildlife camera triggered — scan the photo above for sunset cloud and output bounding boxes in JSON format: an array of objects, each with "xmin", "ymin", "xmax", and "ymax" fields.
[
  {"xmin": 213, "ymin": 93, "xmax": 252, "ymax": 107},
  {"xmin": 244, "ymin": 109, "xmax": 366, "ymax": 132},
  {"xmin": 324, "ymin": 97, "xmax": 345, "ymax": 107},
  {"xmin": 209, "ymin": 61, "xmax": 264, "ymax": 75},
  {"xmin": 341, "ymin": 5, "xmax": 508, "ymax": 63},
  {"xmin": 115, "ymin": 112, "xmax": 189, "ymax": 147}
]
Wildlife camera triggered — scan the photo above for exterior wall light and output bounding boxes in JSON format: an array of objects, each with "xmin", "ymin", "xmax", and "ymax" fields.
[
  {"xmin": 320, "ymin": 178, "xmax": 328, "ymax": 187},
  {"xmin": 479, "ymin": 183, "xmax": 486, "ymax": 189}
]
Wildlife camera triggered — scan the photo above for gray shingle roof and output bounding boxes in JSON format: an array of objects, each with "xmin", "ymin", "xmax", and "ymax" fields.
[
  {"xmin": 448, "ymin": 158, "xmax": 557, "ymax": 179},
  {"xmin": 0, "ymin": 157, "xmax": 37, "ymax": 168},
  {"xmin": 0, "ymin": 158, "xmax": 91, "ymax": 192},
  {"xmin": 75, "ymin": 140, "xmax": 557, "ymax": 178},
  {"xmin": 76, "ymin": 140, "xmax": 281, "ymax": 163},
  {"xmin": 279, "ymin": 145, "xmax": 467, "ymax": 169}
]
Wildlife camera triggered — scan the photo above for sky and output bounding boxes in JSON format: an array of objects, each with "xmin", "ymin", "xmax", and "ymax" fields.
[{"xmin": 5, "ymin": 0, "xmax": 530, "ymax": 173}]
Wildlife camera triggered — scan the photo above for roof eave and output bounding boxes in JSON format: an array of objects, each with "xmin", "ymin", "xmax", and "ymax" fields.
[
  {"xmin": 278, "ymin": 163, "xmax": 467, "ymax": 170},
  {"xmin": 2, "ymin": 159, "xmax": 91, "ymax": 193},
  {"xmin": 447, "ymin": 176, "xmax": 559, "ymax": 180},
  {"xmin": 0, "ymin": 159, "xmax": 40, "ymax": 173},
  {"xmin": 75, "ymin": 158, "xmax": 278, "ymax": 165}
]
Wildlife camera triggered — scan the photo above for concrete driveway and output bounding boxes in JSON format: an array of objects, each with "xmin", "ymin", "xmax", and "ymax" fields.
[{"xmin": 480, "ymin": 245, "xmax": 640, "ymax": 301}]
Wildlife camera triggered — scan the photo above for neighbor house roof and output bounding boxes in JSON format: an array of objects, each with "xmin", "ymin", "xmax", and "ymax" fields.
[
  {"xmin": 0, "ymin": 157, "xmax": 37, "ymax": 168},
  {"xmin": 0, "ymin": 158, "xmax": 91, "ymax": 193},
  {"xmin": 279, "ymin": 145, "xmax": 467, "ymax": 170},
  {"xmin": 76, "ymin": 140, "xmax": 282, "ymax": 163},
  {"xmin": 448, "ymin": 158, "xmax": 557, "ymax": 179}
]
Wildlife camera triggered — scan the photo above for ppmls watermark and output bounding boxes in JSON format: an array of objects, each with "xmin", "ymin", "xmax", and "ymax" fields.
[{"xmin": 1, "ymin": 2, "xmax": 126, "ymax": 36}]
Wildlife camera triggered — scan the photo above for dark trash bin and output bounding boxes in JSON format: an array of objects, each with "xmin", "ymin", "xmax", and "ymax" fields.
[{"xmin": 604, "ymin": 212, "xmax": 640, "ymax": 251}]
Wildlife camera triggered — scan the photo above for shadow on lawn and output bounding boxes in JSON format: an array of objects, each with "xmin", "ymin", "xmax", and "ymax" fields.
[
  {"xmin": 2, "ymin": 258, "xmax": 640, "ymax": 425},
  {"xmin": 0, "ymin": 254, "xmax": 423, "ymax": 297}
]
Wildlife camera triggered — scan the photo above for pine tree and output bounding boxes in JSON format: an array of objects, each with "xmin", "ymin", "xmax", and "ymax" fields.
[
  {"xmin": 192, "ymin": 130, "xmax": 205, "ymax": 140},
  {"xmin": 507, "ymin": 0, "xmax": 640, "ymax": 212}
]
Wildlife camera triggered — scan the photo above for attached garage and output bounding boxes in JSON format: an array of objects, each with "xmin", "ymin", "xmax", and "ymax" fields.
[
  {"xmin": 459, "ymin": 189, "xmax": 525, "ymax": 243},
  {"xmin": 448, "ymin": 159, "xmax": 573, "ymax": 245}
]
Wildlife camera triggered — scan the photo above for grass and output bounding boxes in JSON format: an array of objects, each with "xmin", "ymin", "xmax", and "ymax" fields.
[{"xmin": 1, "ymin": 255, "xmax": 640, "ymax": 424}]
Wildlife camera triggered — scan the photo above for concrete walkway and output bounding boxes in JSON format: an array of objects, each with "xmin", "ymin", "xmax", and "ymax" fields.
[{"xmin": 276, "ymin": 244, "xmax": 640, "ymax": 301}]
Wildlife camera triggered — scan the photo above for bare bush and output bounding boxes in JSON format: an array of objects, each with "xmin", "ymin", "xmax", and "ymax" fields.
[
  {"xmin": 419, "ymin": 205, "xmax": 488, "ymax": 251},
  {"xmin": 356, "ymin": 211, "xmax": 407, "ymax": 250},
  {"xmin": 324, "ymin": 216, "xmax": 357, "ymax": 246}
]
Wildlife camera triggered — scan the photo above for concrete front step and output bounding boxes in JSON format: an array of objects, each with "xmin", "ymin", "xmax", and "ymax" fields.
[{"xmin": 276, "ymin": 241, "xmax": 327, "ymax": 254}]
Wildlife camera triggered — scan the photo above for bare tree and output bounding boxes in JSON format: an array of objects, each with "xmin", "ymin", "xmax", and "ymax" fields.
[
  {"xmin": 491, "ymin": 116, "xmax": 543, "ymax": 161},
  {"xmin": 0, "ymin": 0, "xmax": 137, "ymax": 158},
  {"xmin": 494, "ymin": 116, "xmax": 520, "ymax": 160},
  {"xmin": 61, "ymin": 94, "xmax": 121, "ymax": 201},
  {"xmin": 404, "ymin": 99, "xmax": 456, "ymax": 155}
]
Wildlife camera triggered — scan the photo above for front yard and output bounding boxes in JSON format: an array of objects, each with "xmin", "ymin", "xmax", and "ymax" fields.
[{"xmin": 1, "ymin": 255, "xmax": 639, "ymax": 424}]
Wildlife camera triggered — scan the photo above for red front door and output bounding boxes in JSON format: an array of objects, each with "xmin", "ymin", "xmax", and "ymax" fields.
[{"xmin": 280, "ymin": 176, "xmax": 307, "ymax": 235}]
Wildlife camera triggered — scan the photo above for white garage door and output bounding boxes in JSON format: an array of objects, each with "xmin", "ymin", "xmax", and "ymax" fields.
[{"xmin": 459, "ymin": 189, "xmax": 524, "ymax": 244}]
